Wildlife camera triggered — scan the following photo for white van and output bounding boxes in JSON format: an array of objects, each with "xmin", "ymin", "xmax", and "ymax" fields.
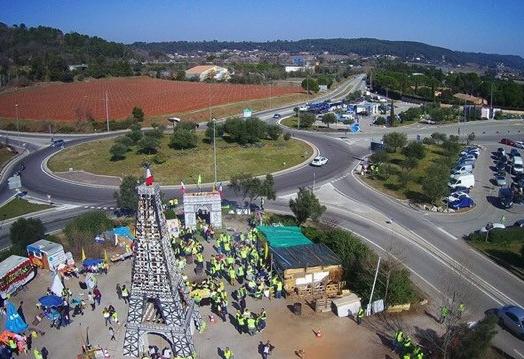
[
  {"xmin": 448, "ymin": 174, "xmax": 475, "ymax": 189},
  {"xmin": 451, "ymin": 164, "xmax": 473, "ymax": 176}
]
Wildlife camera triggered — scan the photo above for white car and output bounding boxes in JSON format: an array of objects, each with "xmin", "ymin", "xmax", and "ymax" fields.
[
  {"xmin": 311, "ymin": 156, "xmax": 328, "ymax": 167},
  {"xmin": 446, "ymin": 191, "xmax": 470, "ymax": 203},
  {"xmin": 515, "ymin": 141, "xmax": 524, "ymax": 149},
  {"xmin": 479, "ymin": 223, "xmax": 506, "ymax": 233}
]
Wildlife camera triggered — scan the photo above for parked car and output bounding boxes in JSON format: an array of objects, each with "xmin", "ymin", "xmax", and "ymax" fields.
[
  {"xmin": 515, "ymin": 141, "xmax": 524, "ymax": 149},
  {"xmin": 496, "ymin": 305, "xmax": 524, "ymax": 339},
  {"xmin": 495, "ymin": 175, "xmax": 507, "ymax": 186},
  {"xmin": 479, "ymin": 222, "xmax": 506, "ymax": 233},
  {"xmin": 449, "ymin": 197, "xmax": 474, "ymax": 210},
  {"xmin": 448, "ymin": 174, "xmax": 475, "ymax": 189},
  {"xmin": 509, "ymin": 149, "xmax": 521, "ymax": 158},
  {"xmin": 459, "ymin": 154, "xmax": 476, "ymax": 162},
  {"xmin": 460, "ymin": 149, "xmax": 480, "ymax": 158},
  {"xmin": 513, "ymin": 219, "xmax": 524, "ymax": 228},
  {"xmin": 451, "ymin": 186, "xmax": 470, "ymax": 194},
  {"xmin": 498, "ymin": 155, "xmax": 507, "ymax": 163},
  {"xmin": 50, "ymin": 139, "xmax": 65, "ymax": 148},
  {"xmin": 499, "ymin": 187, "xmax": 514, "ymax": 208},
  {"xmin": 451, "ymin": 165, "xmax": 473, "ymax": 176},
  {"xmin": 272, "ymin": 113, "xmax": 281, "ymax": 119},
  {"xmin": 500, "ymin": 138, "xmax": 516, "ymax": 146},
  {"xmin": 497, "ymin": 148, "xmax": 506, "ymax": 157},
  {"xmin": 15, "ymin": 191, "xmax": 28, "ymax": 198},
  {"xmin": 496, "ymin": 161, "xmax": 507, "ymax": 172},
  {"xmin": 310, "ymin": 156, "xmax": 328, "ymax": 167},
  {"xmin": 446, "ymin": 191, "xmax": 470, "ymax": 203}
]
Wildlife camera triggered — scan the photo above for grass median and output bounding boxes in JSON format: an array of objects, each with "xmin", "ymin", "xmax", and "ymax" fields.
[
  {"xmin": 0, "ymin": 197, "xmax": 52, "ymax": 220},
  {"xmin": 48, "ymin": 132, "xmax": 313, "ymax": 185}
]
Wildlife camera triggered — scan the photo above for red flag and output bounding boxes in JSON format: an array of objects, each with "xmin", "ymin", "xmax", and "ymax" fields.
[{"xmin": 145, "ymin": 168, "xmax": 154, "ymax": 186}]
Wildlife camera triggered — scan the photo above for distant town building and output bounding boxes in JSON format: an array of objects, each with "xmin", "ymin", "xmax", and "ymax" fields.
[
  {"xmin": 185, "ymin": 65, "xmax": 230, "ymax": 81},
  {"xmin": 284, "ymin": 65, "xmax": 306, "ymax": 73}
]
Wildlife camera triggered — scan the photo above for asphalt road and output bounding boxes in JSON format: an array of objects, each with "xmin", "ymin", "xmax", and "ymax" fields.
[{"xmin": 1, "ymin": 75, "xmax": 524, "ymax": 355}]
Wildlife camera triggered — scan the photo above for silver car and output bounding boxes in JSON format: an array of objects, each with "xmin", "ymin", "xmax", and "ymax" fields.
[
  {"xmin": 495, "ymin": 175, "xmax": 507, "ymax": 186},
  {"xmin": 497, "ymin": 305, "xmax": 524, "ymax": 338}
]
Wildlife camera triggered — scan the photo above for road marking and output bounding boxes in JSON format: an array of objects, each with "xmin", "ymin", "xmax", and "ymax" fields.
[
  {"xmin": 89, "ymin": 206, "xmax": 95, "ymax": 209},
  {"xmin": 436, "ymin": 227, "xmax": 458, "ymax": 240},
  {"xmin": 514, "ymin": 349, "xmax": 524, "ymax": 359}
]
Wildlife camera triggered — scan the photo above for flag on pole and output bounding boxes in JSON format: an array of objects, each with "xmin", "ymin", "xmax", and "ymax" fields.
[
  {"xmin": 218, "ymin": 182, "xmax": 223, "ymax": 193},
  {"xmin": 81, "ymin": 248, "xmax": 86, "ymax": 261},
  {"xmin": 180, "ymin": 181, "xmax": 186, "ymax": 194},
  {"xmin": 197, "ymin": 174, "xmax": 202, "ymax": 190},
  {"xmin": 145, "ymin": 167, "xmax": 154, "ymax": 186}
]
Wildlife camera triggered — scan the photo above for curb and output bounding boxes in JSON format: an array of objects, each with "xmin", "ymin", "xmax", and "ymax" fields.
[
  {"xmin": 0, "ymin": 146, "xmax": 28, "ymax": 183},
  {"xmin": 42, "ymin": 137, "xmax": 319, "ymax": 190}
]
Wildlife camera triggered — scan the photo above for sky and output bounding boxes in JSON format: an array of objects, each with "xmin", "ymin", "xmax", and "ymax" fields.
[{"xmin": 2, "ymin": 0, "xmax": 524, "ymax": 56}]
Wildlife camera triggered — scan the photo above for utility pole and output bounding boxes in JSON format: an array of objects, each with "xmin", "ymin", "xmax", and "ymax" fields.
[
  {"xmin": 269, "ymin": 82, "xmax": 272, "ymax": 109},
  {"xmin": 213, "ymin": 118, "xmax": 217, "ymax": 185},
  {"xmin": 367, "ymin": 256, "xmax": 381, "ymax": 315},
  {"xmin": 105, "ymin": 91, "xmax": 110, "ymax": 132},
  {"xmin": 15, "ymin": 104, "xmax": 20, "ymax": 136},
  {"xmin": 208, "ymin": 82, "xmax": 211, "ymax": 121},
  {"xmin": 490, "ymin": 82, "xmax": 494, "ymax": 119}
]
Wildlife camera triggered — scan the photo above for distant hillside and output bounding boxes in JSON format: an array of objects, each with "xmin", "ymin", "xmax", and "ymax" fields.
[
  {"xmin": 132, "ymin": 38, "xmax": 524, "ymax": 70},
  {"xmin": 0, "ymin": 23, "xmax": 134, "ymax": 85}
]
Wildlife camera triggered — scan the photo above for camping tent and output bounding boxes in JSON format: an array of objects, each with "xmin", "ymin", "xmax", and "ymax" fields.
[
  {"xmin": 4, "ymin": 301, "xmax": 27, "ymax": 334},
  {"xmin": 50, "ymin": 273, "xmax": 64, "ymax": 296},
  {"xmin": 256, "ymin": 226, "xmax": 312, "ymax": 248},
  {"xmin": 38, "ymin": 295, "xmax": 62, "ymax": 308}
]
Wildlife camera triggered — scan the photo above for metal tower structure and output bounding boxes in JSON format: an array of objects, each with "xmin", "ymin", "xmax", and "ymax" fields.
[{"xmin": 123, "ymin": 172, "xmax": 202, "ymax": 357}]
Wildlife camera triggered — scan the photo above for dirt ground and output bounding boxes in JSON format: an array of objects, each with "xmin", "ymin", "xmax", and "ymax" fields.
[{"xmin": 1, "ymin": 215, "xmax": 430, "ymax": 359}]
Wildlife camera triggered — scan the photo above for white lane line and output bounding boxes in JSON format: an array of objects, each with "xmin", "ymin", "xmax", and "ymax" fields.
[
  {"xmin": 514, "ymin": 349, "xmax": 524, "ymax": 359},
  {"xmin": 436, "ymin": 227, "xmax": 458, "ymax": 240}
]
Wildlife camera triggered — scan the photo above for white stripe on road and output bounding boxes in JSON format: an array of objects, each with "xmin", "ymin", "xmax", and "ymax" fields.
[
  {"xmin": 437, "ymin": 226, "xmax": 458, "ymax": 240},
  {"xmin": 514, "ymin": 349, "xmax": 524, "ymax": 359}
]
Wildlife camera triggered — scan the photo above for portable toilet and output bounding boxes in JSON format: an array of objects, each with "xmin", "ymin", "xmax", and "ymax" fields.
[{"xmin": 26, "ymin": 239, "xmax": 66, "ymax": 271}]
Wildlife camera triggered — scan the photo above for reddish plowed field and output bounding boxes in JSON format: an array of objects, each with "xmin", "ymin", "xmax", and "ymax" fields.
[{"xmin": 0, "ymin": 77, "xmax": 302, "ymax": 122}]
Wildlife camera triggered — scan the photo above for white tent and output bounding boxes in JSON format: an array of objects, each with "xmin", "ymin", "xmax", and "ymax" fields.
[{"xmin": 50, "ymin": 273, "xmax": 64, "ymax": 297}]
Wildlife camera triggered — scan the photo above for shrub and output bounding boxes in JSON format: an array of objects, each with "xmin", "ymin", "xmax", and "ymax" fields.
[
  {"xmin": 137, "ymin": 134, "xmax": 160, "ymax": 154},
  {"xmin": 152, "ymin": 152, "xmax": 167, "ymax": 164},
  {"xmin": 283, "ymin": 132, "xmax": 291, "ymax": 141},
  {"xmin": 10, "ymin": 218, "xmax": 45, "ymax": 255},
  {"xmin": 467, "ymin": 227, "xmax": 524, "ymax": 244},
  {"xmin": 109, "ymin": 143, "xmax": 128, "ymax": 161},
  {"xmin": 266, "ymin": 124, "xmax": 282, "ymax": 140},
  {"xmin": 402, "ymin": 141, "xmax": 426, "ymax": 160},
  {"xmin": 374, "ymin": 116, "xmax": 387, "ymax": 125},
  {"xmin": 170, "ymin": 128, "xmax": 197, "ymax": 149}
]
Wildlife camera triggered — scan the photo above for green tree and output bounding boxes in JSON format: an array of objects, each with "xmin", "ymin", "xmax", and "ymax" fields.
[
  {"xmin": 402, "ymin": 141, "xmax": 426, "ymax": 160},
  {"xmin": 132, "ymin": 106, "xmax": 144, "ymax": 122},
  {"xmin": 398, "ymin": 169, "xmax": 412, "ymax": 188},
  {"xmin": 289, "ymin": 187, "xmax": 326, "ymax": 224},
  {"xmin": 10, "ymin": 218, "xmax": 45, "ymax": 255},
  {"xmin": 449, "ymin": 315, "xmax": 498, "ymax": 359},
  {"xmin": 321, "ymin": 113, "xmax": 337, "ymax": 128},
  {"xmin": 346, "ymin": 90, "xmax": 362, "ymax": 102},
  {"xmin": 109, "ymin": 142, "xmax": 128, "ymax": 161},
  {"xmin": 389, "ymin": 100, "xmax": 396, "ymax": 126},
  {"xmin": 401, "ymin": 157, "xmax": 418, "ymax": 172},
  {"xmin": 170, "ymin": 128, "xmax": 197, "ymax": 149},
  {"xmin": 301, "ymin": 78, "xmax": 319, "ymax": 94},
  {"xmin": 377, "ymin": 163, "xmax": 394, "ymax": 180},
  {"xmin": 422, "ymin": 164, "xmax": 449, "ymax": 204},
  {"xmin": 431, "ymin": 132, "xmax": 447, "ymax": 144},
  {"xmin": 126, "ymin": 124, "xmax": 143, "ymax": 144},
  {"xmin": 137, "ymin": 134, "xmax": 160, "ymax": 154},
  {"xmin": 266, "ymin": 124, "xmax": 282, "ymax": 140},
  {"xmin": 370, "ymin": 150, "xmax": 388, "ymax": 164},
  {"xmin": 114, "ymin": 175, "xmax": 139, "ymax": 212},
  {"xmin": 115, "ymin": 135, "xmax": 134, "ymax": 148},
  {"xmin": 228, "ymin": 173, "xmax": 276, "ymax": 204},
  {"xmin": 299, "ymin": 112, "xmax": 316, "ymax": 128},
  {"xmin": 175, "ymin": 70, "xmax": 186, "ymax": 80},
  {"xmin": 382, "ymin": 132, "xmax": 407, "ymax": 153},
  {"xmin": 205, "ymin": 120, "xmax": 225, "ymax": 141}
]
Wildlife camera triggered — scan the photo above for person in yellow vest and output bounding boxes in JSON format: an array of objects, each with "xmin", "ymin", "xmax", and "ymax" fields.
[
  {"xmin": 356, "ymin": 306, "xmax": 365, "ymax": 325},
  {"xmin": 413, "ymin": 346, "xmax": 424, "ymax": 359},
  {"xmin": 247, "ymin": 316, "xmax": 257, "ymax": 336},
  {"xmin": 223, "ymin": 347, "xmax": 234, "ymax": 359},
  {"xmin": 33, "ymin": 349, "xmax": 43, "ymax": 359}
]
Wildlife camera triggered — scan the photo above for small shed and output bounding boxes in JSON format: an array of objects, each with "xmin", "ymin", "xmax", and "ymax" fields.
[
  {"xmin": 26, "ymin": 239, "xmax": 66, "ymax": 271},
  {"xmin": 257, "ymin": 226, "xmax": 344, "ymax": 297}
]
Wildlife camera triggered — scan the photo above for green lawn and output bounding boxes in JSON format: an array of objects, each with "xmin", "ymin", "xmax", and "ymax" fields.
[
  {"xmin": 363, "ymin": 144, "xmax": 451, "ymax": 203},
  {"xmin": 281, "ymin": 115, "xmax": 300, "ymax": 128},
  {"xmin": 470, "ymin": 240, "xmax": 524, "ymax": 280},
  {"xmin": 49, "ymin": 132, "xmax": 313, "ymax": 185},
  {"xmin": 0, "ymin": 198, "xmax": 52, "ymax": 220},
  {"xmin": 0, "ymin": 146, "xmax": 15, "ymax": 168}
]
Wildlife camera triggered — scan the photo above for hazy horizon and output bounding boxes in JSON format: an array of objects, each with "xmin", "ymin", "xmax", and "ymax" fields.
[{"xmin": 2, "ymin": 0, "xmax": 524, "ymax": 57}]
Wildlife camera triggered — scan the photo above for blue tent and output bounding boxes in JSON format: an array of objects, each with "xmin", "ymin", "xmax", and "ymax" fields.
[
  {"xmin": 4, "ymin": 301, "xmax": 27, "ymax": 334},
  {"xmin": 113, "ymin": 226, "xmax": 135, "ymax": 241},
  {"xmin": 38, "ymin": 295, "xmax": 62, "ymax": 308},
  {"xmin": 83, "ymin": 258, "xmax": 103, "ymax": 267}
]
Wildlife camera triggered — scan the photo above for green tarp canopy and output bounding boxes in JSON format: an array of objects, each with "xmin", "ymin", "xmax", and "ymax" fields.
[{"xmin": 256, "ymin": 226, "xmax": 312, "ymax": 248}]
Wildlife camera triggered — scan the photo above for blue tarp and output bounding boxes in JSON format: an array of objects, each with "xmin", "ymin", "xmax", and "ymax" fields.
[
  {"xmin": 4, "ymin": 301, "xmax": 28, "ymax": 334},
  {"xmin": 83, "ymin": 258, "xmax": 103, "ymax": 267},
  {"xmin": 113, "ymin": 226, "xmax": 135, "ymax": 240},
  {"xmin": 38, "ymin": 295, "xmax": 62, "ymax": 307}
]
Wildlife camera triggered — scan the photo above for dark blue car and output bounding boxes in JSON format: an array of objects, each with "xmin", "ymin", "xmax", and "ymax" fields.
[{"xmin": 449, "ymin": 197, "xmax": 474, "ymax": 209}]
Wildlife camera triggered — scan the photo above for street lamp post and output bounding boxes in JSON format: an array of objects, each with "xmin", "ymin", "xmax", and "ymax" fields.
[
  {"xmin": 213, "ymin": 118, "xmax": 217, "ymax": 185},
  {"xmin": 15, "ymin": 104, "xmax": 20, "ymax": 136}
]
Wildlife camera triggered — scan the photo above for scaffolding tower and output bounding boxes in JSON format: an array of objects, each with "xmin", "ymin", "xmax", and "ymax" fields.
[{"xmin": 123, "ymin": 181, "xmax": 202, "ymax": 357}]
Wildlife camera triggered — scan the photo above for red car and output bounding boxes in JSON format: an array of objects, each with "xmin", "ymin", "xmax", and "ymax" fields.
[{"xmin": 500, "ymin": 138, "xmax": 516, "ymax": 146}]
